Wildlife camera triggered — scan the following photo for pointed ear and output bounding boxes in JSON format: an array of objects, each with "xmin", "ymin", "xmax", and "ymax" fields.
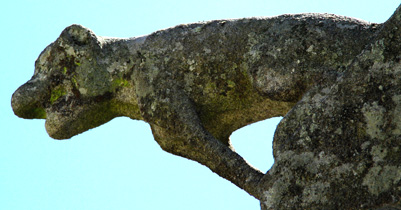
[{"xmin": 60, "ymin": 24, "xmax": 99, "ymax": 46}]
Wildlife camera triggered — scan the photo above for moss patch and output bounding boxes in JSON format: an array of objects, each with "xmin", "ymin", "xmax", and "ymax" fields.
[
  {"xmin": 32, "ymin": 107, "xmax": 47, "ymax": 119},
  {"xmin": 112, "ymin": 78, "xmax": 130, "ymax": 90},
  {"xmin": 50, "ymin": 86, "xmax": 67, "ymax": 104},
  {"xmin": 71, "ymin": 76, "xmax": 78, "ymax": 88}
]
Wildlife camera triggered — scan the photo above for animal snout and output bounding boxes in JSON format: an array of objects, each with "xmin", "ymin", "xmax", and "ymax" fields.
[{"xmin": 11, "ymin": 79, "xmax": 49, "ymax": 119}]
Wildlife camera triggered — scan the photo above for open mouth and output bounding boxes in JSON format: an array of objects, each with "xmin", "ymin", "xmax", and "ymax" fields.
[{"xmin": 12, "ymin": 77, "xmax": 118, "ymax": 140}]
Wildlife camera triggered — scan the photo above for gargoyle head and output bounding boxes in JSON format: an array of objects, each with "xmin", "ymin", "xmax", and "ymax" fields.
[{"xmin": 12, "ymin": 25, "xmax": 140, "ymax": 139}]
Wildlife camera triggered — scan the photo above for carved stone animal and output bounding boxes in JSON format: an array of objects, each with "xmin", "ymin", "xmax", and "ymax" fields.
[{"xmin": 12, "ymin": 8, "xmax": 401, "ymax": 209}]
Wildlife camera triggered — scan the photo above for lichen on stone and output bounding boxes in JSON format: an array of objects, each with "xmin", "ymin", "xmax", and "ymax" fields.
[{"xmin": 11, "ymin": 5, "xmax": 401, "ymax": 210}]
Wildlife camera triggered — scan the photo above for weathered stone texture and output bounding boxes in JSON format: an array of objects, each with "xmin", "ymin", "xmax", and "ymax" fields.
[{"xmin": 11, "ymin": 3, "xmax": 401, "ymax": 209}]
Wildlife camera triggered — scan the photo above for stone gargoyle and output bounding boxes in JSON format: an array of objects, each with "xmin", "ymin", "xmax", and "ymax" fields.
[{"xmin": 12, "ymin": 3, "xmax": 401, "ymax": 209}]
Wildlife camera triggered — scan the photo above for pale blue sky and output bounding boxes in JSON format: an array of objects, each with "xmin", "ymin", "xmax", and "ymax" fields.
[{"xmin": 1, "ymin": 1, "xmax": 400, "ymax": 209}]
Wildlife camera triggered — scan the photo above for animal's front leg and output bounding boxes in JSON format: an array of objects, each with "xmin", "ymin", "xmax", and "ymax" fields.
[{"xmin": 145, "ymin": 90, "xmax": 264, "ymax": 199}]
